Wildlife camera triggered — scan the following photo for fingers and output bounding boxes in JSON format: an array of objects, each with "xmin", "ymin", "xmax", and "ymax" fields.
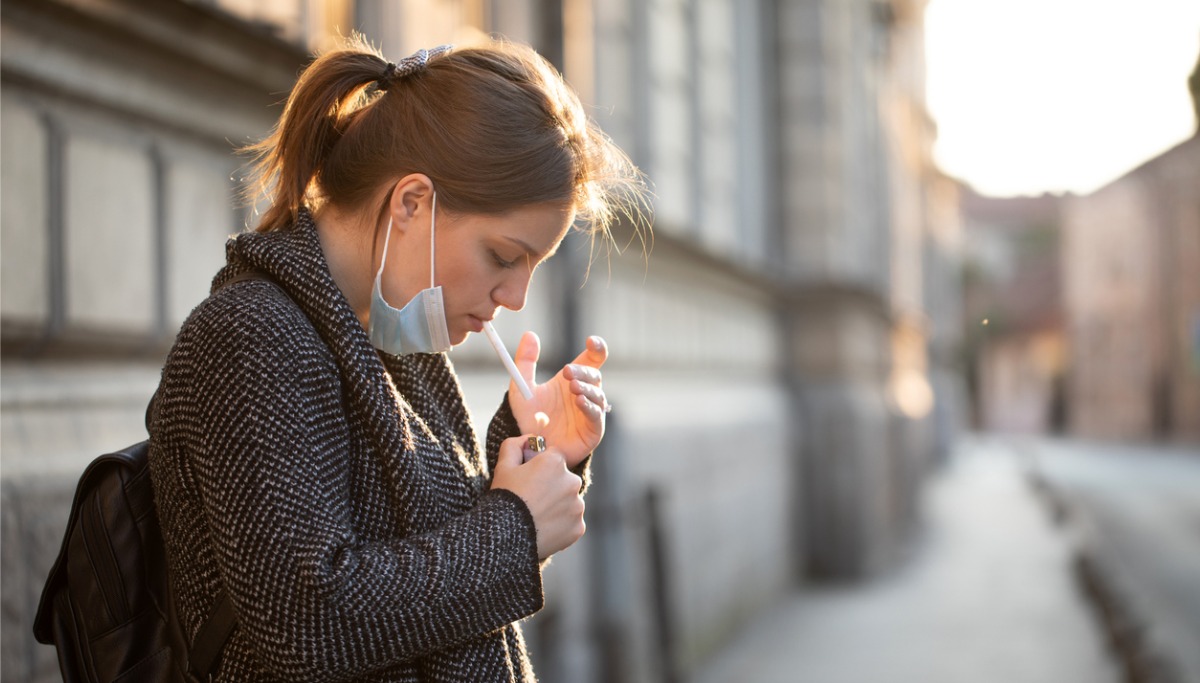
[
  {"xmin": 495, "ymin": 435, "xmax": 528, "ymax": 471},
  {"xmin": 513, "ymin": 331, "xmax": 541, "ymax": 387},
  {"xmin": 568, "ymin": 378, "xmax": 607, "ymax": 407},
  {"xmin": 563, "ymin": 364, "xmax": 602, "ymax": 385},
  {"xmin": 567, "ymin": 335, "xmax": 608, "ymax": 370},
  {"xmin": 576, "ymin": 393, "xmax": 607, "ymax": 419},
  {"xmin": 562, "ymin": 337, "xmax": 610, "ymax": 416},
  {"xmin": 489, "ymin": 443, "xmax": 586, "ymax": 559},
  {"xmin": 563, "ymin": 369, "xmax": 609, "ymax": 420}
]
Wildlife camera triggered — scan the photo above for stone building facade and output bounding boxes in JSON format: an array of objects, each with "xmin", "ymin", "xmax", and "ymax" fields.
[
  {"xmin": 959, "ymin": 52, "xmax": 1200, "ymax": 446},
  {"xmin": 1061, "ymin": 133, "xmax": 1200, "ymax": 442},
  {"xmin": 1, "ymin": 1, "xmax": 960, "ymax": 681}
]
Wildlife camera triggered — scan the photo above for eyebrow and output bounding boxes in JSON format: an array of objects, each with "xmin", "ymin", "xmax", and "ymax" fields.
[{"xmin": 503, "ymin": 236, "xmax": 558, "ymax": 260}]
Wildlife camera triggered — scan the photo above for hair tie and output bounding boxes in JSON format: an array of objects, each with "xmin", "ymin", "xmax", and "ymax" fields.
[
  {"xmin": 378, "ymin": 62, "xmax": 399, "ymax": 90},
  {"xmin": 376, "ymin": 44, "xmax": 454, "ymax": 91}
]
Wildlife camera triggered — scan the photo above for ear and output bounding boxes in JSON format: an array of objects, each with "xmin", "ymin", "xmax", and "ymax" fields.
[{"xmin": 386, "ymin": 173, "xmax": 435, "ymax": 234}]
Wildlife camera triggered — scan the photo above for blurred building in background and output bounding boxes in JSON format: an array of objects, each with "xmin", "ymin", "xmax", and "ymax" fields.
[
  {"xmin": 960, "ymin": 190, "xmax": 1066, "ymax": 434},
  {"xmin": 962, "ymin": 52, "xmax": 1200, "ymax": 445},
  {"xmin": 1062, "ymin": 132, "xmax": 1200, "ymax": 442},
  {"xmin": 1, "ymin": 1, "xmax": 961, "ymax": 681}
]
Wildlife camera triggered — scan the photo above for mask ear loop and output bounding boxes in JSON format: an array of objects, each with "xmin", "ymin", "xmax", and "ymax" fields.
[
  {"xmin": 376, "ymin": 188, "xmax": 435, "ymax": 289},
  {"xmin": 376, "ymin": 216, "xmax": 393, "ymax": 283},
  {"xmin": 429, "ymin": 190, "xmax": 438, "ymax": 289}
]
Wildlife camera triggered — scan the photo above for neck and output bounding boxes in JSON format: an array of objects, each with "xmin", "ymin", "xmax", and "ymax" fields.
[{"xmin": 314, "ymin": 204, "xmax": 380, "ymax": 331}]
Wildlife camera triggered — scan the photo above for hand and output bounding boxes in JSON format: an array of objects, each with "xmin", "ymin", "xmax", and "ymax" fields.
[
  {"xmin": 490, "ymin": 436, "xmax": 586, "ymax": 560},
  {"xmin": 508, "ymin": 333, "xmax": 609, "ymax": 469}
]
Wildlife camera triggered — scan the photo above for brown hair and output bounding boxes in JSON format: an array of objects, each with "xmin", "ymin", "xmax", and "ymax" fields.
[{"xmin": 242, "ymin": 36, "xmax": 647, "ymax": 237}]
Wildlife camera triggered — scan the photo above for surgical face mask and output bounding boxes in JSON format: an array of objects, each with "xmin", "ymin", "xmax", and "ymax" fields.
[{"xmin": 368, "ymin": 192, "xmax": 452, "ymax": 355}]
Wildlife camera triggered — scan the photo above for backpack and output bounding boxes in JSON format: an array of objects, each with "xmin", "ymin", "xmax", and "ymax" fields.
[{"xmin": 32, "ymin": 440, "xmax": 236, "ymax": 682}]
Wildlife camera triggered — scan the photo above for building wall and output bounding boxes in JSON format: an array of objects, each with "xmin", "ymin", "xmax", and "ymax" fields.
[
  {"xmin": 779, "ymin": 0, "xmax": 958, "ymax": 581},
  {"xmin": 0, "ymin": 0, "xmax": 957, "ymax": 681},
  {"xmin": 1062, "ymin": 134, "xmax": 1200, "ymax": 442},
  {"xmin": 0, "ymin": 3, "xmax": 313, "ymax": 681},
  {"xmin": 538, "ymin": 1, "xmax": 795, "ymax": 676}
]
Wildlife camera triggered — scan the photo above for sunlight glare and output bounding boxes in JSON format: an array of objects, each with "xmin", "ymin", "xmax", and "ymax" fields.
[{"xmin": 925, "ymin": 0, "xmax": 1200, "ymax": 197}]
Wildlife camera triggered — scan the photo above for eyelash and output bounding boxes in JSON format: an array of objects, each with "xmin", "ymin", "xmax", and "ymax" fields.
[{"xmin": 491, "ymin": 251, "xmax": 518, "ymax": 269}]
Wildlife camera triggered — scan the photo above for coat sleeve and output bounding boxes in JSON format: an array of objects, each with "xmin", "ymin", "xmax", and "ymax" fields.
[
  {"xmin": 485, "ymin": 395, "xmax": 592, "ymax": 494},
  {"xmin": 171, "ymin": 290, "xmax": 543, "ymax": 682}
]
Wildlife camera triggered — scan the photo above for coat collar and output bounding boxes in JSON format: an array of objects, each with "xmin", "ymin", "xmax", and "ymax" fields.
[{"xmin": 215, "ymin": 208, "xmax": 483, "ymax": 522}]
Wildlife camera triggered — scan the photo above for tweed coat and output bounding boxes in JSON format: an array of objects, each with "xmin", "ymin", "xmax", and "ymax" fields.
[{"xmin": 148, "ymin": 208, "xmax": 557, "ymax": 682}]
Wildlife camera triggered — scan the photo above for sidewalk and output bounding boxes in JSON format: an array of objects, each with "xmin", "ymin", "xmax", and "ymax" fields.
[{"xmin": 689, "ymin": 436, "xmax": 1117, "ymax": 683}]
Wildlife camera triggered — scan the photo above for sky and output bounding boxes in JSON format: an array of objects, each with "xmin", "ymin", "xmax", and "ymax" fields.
[{"xmin": 925, "ymin": 0, "xmax": 1200, "ymax": 198}]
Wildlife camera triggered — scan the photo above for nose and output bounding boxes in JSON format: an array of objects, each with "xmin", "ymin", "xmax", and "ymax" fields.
[{"xmin": 492, "ymin": 270, "xmax": 534, "ymax": 312}]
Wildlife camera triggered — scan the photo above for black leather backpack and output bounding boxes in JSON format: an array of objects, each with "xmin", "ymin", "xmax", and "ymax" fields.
[{"xmin": 32, "ymin": 440, "xmax": 235, "ymax": 682}]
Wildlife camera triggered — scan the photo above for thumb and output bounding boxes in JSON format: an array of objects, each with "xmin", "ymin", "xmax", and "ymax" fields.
[
  {"xmin": 514, "ymin": 331, "xmax": 540, "ymax": 386},
  {"xmin": 570, "ymin": 335, "xmax": 609, "ymax": 370},
  {"xmin": 495, "ymin": 436, "xmax": 527, "ymax": 472}
]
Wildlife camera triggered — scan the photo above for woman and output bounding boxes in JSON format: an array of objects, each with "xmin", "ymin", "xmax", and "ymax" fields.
[{"xmin": 148, "ymin": 38, "xmax": 645, "ymax": 682}]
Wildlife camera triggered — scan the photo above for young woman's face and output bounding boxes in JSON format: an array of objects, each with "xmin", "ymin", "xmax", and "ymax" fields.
[{"xmin": 380, "ymin": 202, "xmax": 575, "ymax": 346}]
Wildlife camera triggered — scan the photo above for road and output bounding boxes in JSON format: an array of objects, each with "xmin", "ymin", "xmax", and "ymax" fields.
[{"xmin": 1030, "ymin": 438, "xmax": 1200, "ymax": 683}]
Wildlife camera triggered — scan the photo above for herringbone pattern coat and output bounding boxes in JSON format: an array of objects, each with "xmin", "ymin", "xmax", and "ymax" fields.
[{"xmin": 149, "ymin": 209, "xmax": 548, "ymax": 682}]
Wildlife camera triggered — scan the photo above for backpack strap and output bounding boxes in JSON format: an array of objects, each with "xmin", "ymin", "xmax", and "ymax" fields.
[
  {"xmin": 220, "ymin": 268, "xmax": 274, "ymax": 290},
  {"xmin": 188, "ymin": 592, "xmax": 236, "ymax": 680}
]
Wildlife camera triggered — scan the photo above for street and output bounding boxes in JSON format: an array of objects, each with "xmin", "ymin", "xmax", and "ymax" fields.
[{"xmin": 1031, "ymin": 438, "xmax": 1200, "ymax": 683}]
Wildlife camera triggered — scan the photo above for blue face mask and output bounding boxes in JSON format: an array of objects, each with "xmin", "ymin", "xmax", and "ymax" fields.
[{"xmin": 368, "ymin": 191, "xmax": 452, "ymax": 355}]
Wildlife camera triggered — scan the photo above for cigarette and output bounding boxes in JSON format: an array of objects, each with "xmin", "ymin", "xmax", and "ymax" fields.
[{"xmin": 482, "ymin": 321, "xmax": 534, "ymax": 401}]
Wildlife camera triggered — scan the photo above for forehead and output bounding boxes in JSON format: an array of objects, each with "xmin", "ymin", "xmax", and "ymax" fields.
[{"xmin": 463, "ymin": 203, "xmax": 575, "ymax": 247}]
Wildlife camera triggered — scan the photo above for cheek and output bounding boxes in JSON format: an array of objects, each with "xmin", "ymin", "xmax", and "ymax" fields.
[{"xmin": 439, "ymin": 258, "xmax": 497, "ymax": 309}]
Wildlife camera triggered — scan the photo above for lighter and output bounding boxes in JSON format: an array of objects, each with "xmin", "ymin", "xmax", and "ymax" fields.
[{"xmin": 523, "ymin": 435, "xmax": 546, "ymax": 462}]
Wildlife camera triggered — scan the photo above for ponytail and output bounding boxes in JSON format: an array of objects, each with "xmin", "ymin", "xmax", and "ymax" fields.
[
  {"xmin": 241, "ymin": 36, "xmax": 649, "ymax": 240},
  {"xmin": 242, "ymin": 37, "xmax": 388, "ymax": 233}
]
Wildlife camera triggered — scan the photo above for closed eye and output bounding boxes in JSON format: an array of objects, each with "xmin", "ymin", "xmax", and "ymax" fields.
[{"xmin": 491, "ymin": 250, "xmax": 518, "ymax": 269}]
